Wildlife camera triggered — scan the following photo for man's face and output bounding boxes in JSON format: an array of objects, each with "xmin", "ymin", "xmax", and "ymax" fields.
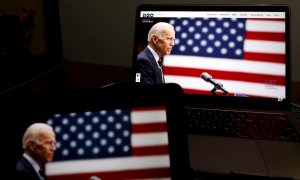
[
  {"xmin": 32, "ymin": 131, "xmax": 56, "ymax": 164},
  {"xmin": 154, "ymin": 29, "xmax": 175, "ymax": 57}
]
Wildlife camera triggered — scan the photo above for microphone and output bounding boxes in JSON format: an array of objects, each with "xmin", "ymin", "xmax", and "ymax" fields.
[{"xmin": 200, "ymin": 72, "xmax": 228, "ymax": 94}]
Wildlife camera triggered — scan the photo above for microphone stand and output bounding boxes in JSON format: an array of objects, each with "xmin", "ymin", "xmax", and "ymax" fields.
[
  {"xmin": 210, "ymin": 83, "xmax": 228, "ymax": 96},
  {"xmin": 222, "ymin": 90, "xmax": 228, "ymax": 96},
  {"xmin": 210, "ymin": 86, "xmax": 218, "ymax": 96}
]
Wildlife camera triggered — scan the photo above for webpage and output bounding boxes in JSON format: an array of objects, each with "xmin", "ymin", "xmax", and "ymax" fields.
[{"xmin": 136, "ymin": 11, "xmax": 286, "ymax": 100}]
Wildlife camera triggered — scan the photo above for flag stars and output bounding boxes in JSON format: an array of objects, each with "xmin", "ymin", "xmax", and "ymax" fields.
[
  {"xmin": 115, "ymin": 138, "xmax": 122, "ymax": 145},
  {"xmin": 115, "ymin": 123, "xmax": 122, "ymax": 130},
  {"xmin": 181, "ymin": 32, "xmax": 188, "ymax": 39},
  {"xmin": 55, "ymin": 126, "xmax": 61, "ymax": 133},
  {"xmin": 216, "ymin": 27, "xmax": 222, "ymax": 34},
  {"xmin": 229, "ymin": 41, "xmax": 235, "ymax": 48},
  {"xmin": 122, "ymin": 115, "xmax": 129, "ymax": 122},
  {"xmin": 62, "ymin": 118, "xmax": 69, "ymax": 125},
  {"xmin": 123, "ymin": 130, "xmax": 130, "ymax": 137},
  {"xmin": 77, "ymin": 148, "xmax": 84, "ymax": 155},
  {"xmin": 62, "ymin": 133, "xmax": 69, "ymax": 141},
  {"xmin": 92, "ymin": 116, "xmax": 100, "ymax": 123},
  {"xmin": 193, "ymin": 46, "xmax": 200, "ymax": 53},
  {"xmin": 62, "ymin": 149, "xmax": 69, "ymax": 156},
  {"xmin": 207, "ymin": 47, "xmax": 213, "ymax": 54},
  {"xmin": 108, "ymin": 116, "xmax": 114, "ymax": 123},
  {"xmin": 222, "ymin": 35, "xmax": 229, "ymax": 41},
  {"xmin": 93, "ymin": 132, "xmax": 100, "ymax": 139},
  {"xmin": 230, "ymin": 28, "xmax": 237, "ymax": 35},
  {"xmin": 70, "ymin": 125, "xmax": 77, "ymax": 132},
  {"xmin": 169, "ymin": 19, "xmax": 175, "ymax": 25},
  {"xmin": 182, "ymin": 19, "xmax": 189, "ymax": 26},
  {"xmin": 175, "ymin": 26, "xmax": 181, "ymax": 32},
  {"xmin": 93, "ymin": 147, "xmax": 100, "ymax": 154},
  {"xmin": 237, "ymin": 35, "xmax": 243, "ymax": 42},
  {"xmin": 208, "ymin": 34, "xmax": 215, "ymax": 40},
  {"xmin": 123, "ymin": 145, "xmax": 130, "ymax": 152},
  {"xmin": 56, "ymin": 142, "xmax": 61, "ymax": 149},
  {"xmin": 188, "ymin": 26, "xmax": 195, "ymax": 33},
  {"xmin": 84, "ymin": 112, "xmax": 92, "ymax": 116},
  {"xmin": 100, "ymin": 110, "xmax": 107, "ymax": 115},
  {"xmin": 69, "ymin": 112, "xmax": 76, "ymax": 117},
  {"xmin": 238, "ymin": 22, "xmax": 244, "ymax": 28},
  {"xmin": 209, "ymin": 21, "xmax": 216, "ymax": 27},
  {"xmin": 85, "ymin": 139, "xmax": 92, "ymax": 147},
  {"xmin": 47, "ymin": 119, "xmax": 53, "ymax": 125},
  {"xmin": 108, "ymin": 131, "xmax": 115, "ymax": 138},
  {"xmin": 100, "ymin": 124, "xmax": 107, "ymax": 131},
  {"xmin": 77, "ymin": 132, "xmax": 84, "ymax": 140},
  {"xmin": 187, "ymin": 39, "xmax": 194, "ymax": 46},
  {"xmin": 48, "ymin": 109, "xmax": 132, "ymax": 161},
  {"xmin": 221, "ymin": 48, "xmax": 228, "ymax": 54},
  {"xmin": 214, "ymin": 41, "xmax": 221, "ymax": 47},
  {"xmin": 54, "ymin": 114, "xmax": 61, "ymax": 118},
  {"xmin": 70, "ymin": 141, "xmax": 77, "ymax": 148},
  {"xmin": 100, "ymin": 139, "xmax": 107, "ymax": 146},
  {"xmin": 223, "ymin": 21, "xmax": 230, "ymax": 28},
  {"xmin": 202, "ymin": 27, "xmax": 208, "ymax": 33},
  {"xmin": 235, "ymin": 49, "xmax": 242, "ymax": 55},
  {"xmin": 108, "ymin": 146, "xmax": 115, "ymax": 154},
  {"xmin": 115, "ymin": 109, "xmax": 122, "ymax": 114},
  {"xmin": 201, "ymin": 40, "xmax": 207, "ymax": 46},
  {"xmin": 85, "ymin": 124, "xmax": 92, "ymax": 131},
  {"xmin": 195, "ymin": 20, "xmax": 202, "ymax": 26},
  {"xmin": 170, "ymin": 17, "xmax": 246, "ymax": 60},
  {"xmin": 179, "ymin": 45, "xmax": 186, "ymax": 52},
  {"xmin": 77, "ymin": 117, "xmax": 84, "ymax": 124},
  {"xmin": 194, "ymin": 33, "xmax": 201, "ymax": 39}
]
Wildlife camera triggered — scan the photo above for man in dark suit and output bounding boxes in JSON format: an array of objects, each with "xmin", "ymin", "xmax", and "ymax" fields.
[
  {"xmin": 136, "ymin": 22, "xmax": 176, "ymax": 85},
  {"xmin": 16, "ymin": 123, "xmax": 56, "ymax": 180}
]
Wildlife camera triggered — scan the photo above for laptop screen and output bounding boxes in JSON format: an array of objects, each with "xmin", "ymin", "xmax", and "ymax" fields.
[{"xmin": 132, "ymin": 5, "xmax": 290, "ymax": 105}]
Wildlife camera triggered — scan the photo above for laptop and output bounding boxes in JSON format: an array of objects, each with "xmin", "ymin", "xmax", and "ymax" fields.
[
  {"xmin": 132, "ymin": 4, "xmax": 300, "ymax": 179},
  {"xmin": 12, "ymin": 84, "xmax": 190, "ymax": 180}
]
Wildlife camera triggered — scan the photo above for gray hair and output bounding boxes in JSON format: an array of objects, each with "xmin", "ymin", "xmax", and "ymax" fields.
[
  {"xmin": 147, "ymin": 22, "xmax": 175, "ymax": 42},
  {"xmin": 22, "ymin": 123, "xmax": 54, "ymax": 149}
]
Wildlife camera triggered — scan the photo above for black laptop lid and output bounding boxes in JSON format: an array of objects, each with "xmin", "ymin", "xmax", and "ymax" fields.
[
  {"xmin": 132, "ymin": 4, "xmax": 290, "ymax": 110},
  {"xmin": 13, "ymin": 84, "xmax": 189, "ymax": 180}
]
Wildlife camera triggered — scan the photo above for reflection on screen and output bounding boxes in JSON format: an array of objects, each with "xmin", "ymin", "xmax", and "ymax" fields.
[{"xmin": 45, "ymin": 106, "xmax": 170, "ymax": 180}]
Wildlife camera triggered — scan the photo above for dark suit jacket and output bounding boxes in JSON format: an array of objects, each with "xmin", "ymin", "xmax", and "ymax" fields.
[
  {"xmin": 16, "ymin": 156, "xmax": 42, "ymax": 180},
  {"xmin": 137, "ymin": 47, "xmax": 164, "ymax": 85}
]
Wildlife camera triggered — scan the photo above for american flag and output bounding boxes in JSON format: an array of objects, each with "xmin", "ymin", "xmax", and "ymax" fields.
[
  {"xmin": 164, "ymin": 17, "xmax": 286, "ymax": 98},
  {"xmin": 45, "ymin": 107, "xmax": 170, "ymax": 180}
]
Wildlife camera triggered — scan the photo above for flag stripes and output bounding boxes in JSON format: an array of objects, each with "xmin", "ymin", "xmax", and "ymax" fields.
[
  {"xmin": 165, "ymin": 75, "xmax": 285, "ymax": 98},
  {"xmin": 165, "ymin": 17, "xmax": 286, "ymax": 98},
  {"xmin": 164, "ymin": 66, "xmax": 285, "ymax": 85}
]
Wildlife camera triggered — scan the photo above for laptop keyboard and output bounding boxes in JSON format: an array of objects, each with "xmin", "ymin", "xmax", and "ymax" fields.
[{"xmin": 187, "ymin": 108, "xmax": 300, "ymax": 142}]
